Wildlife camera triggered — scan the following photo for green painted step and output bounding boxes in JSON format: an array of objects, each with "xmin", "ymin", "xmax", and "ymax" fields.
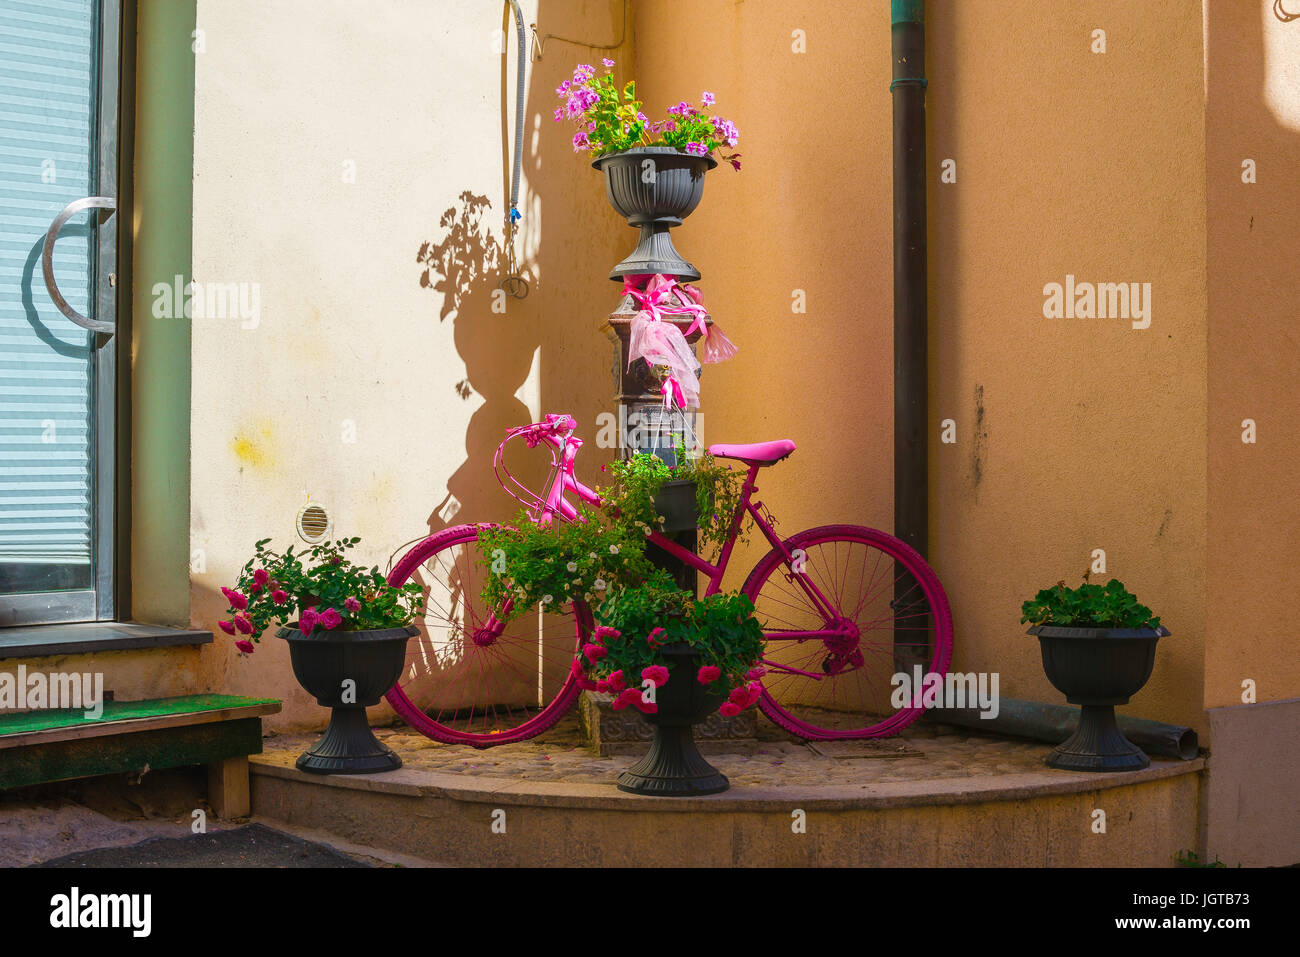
[{"xmin": 0, "ymin": 693, "xmax": 281, "ymax": 736}]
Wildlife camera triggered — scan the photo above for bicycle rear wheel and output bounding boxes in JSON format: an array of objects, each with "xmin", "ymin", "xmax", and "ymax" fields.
[
  {"xmin": 741, "ymin": 524, "xmax": 953, "ymax": 739},
  {"xmin": 384, "ymin": 524, "xmax": 591, "ymax": 747}
]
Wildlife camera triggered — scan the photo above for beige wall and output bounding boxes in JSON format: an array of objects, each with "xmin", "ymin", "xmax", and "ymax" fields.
[
  {"xmin": 635, "ymin": 0, "xmax": 1211, "ymax": 730},
  {"xmin": 187, "ymin": 0, "xmax": 630, "ymax": 727},
  {"xmin": 1205, "ymin": 0, "xmax": 1300, "ymax": 710}
]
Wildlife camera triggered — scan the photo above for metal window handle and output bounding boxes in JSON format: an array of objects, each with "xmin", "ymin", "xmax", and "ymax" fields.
[{"xmin": 42, "ymin": 195, "xmax": 116, "ymax": 334}]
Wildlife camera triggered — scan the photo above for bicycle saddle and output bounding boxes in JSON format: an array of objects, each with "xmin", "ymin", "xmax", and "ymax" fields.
[{"xmin": 707, "ymin": 440, "xmax": 796, "ymax": 466}]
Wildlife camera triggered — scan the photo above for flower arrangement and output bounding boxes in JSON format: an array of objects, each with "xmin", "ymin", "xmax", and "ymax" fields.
[
  {"xmin": 599, "ymin": 450, "xmax": 747, "ymax": 556},
  {"xmin": 554, "ymin": 59, "xmax": 741, "ymax": 170},
  {"xmin": 1021, "ymin": 576, "xmax": 1162, "ymax": 630},
  {"xmin": 574, "ymin": 581, "xmax": 765, "ymax": 716},
  {"xmin": 216, "ymin": 537, "xmax": 424, "ymax": 655},
  {"xmin": 476, "ymin": 506, "xmax": 663, "ymax": 624}
]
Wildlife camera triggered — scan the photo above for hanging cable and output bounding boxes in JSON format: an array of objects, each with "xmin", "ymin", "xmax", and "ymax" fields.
[{"xmin": 500, "ymin": 0, "xmax": 529, "ymax": 299}]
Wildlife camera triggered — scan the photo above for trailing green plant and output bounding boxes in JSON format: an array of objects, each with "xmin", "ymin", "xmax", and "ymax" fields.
[
  {"xmin": 1174, "ymin": 849, "xmax": 1227, "ymax": 868},
  {"xmin": 599, "ymin": 449, "xmax": 746, "ymax": 557},
  {"xmin": 575, "ymin": 579, "xmax": 766, "ymax": 717},
  {"xmin": 477, "ymin": 506, "xmax": 664, "ymax": 624},
  {"xmin": 1020, "ymin": 576, "xmax": 1162, "ymax": 630},
  {"xmin": 218, "ymin": 538, "xmax": 424, "ymax": 655}
]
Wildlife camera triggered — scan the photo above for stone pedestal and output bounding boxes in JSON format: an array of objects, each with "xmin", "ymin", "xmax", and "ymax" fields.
[{"xmin": 578, "ymin": 690, "xmax": 758, "ymax": 757}]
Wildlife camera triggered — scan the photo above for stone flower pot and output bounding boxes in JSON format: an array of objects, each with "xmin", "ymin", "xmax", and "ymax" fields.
[
  {"xmin": 278, "ymin": 624, "xmax": 417, "ymax": 774},
  {"xmin": 617, "ymin": 642, "xmax": 729, "ymax": 796},
  {"xmin": 593, "ymin": 146, "xmax": 717, "ymax": 282},
  {"xmin": 1028, "ymin": 624, "xmax": 1170, "ymax": 771}
]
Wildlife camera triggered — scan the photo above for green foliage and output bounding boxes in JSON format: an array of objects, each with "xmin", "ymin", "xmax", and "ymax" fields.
[
  {"xmin": 589, "ymin": 581, "xmax": 765, "ymax": 701},
  {"xmin": 599, "ymin": 451, "xmax": 746, "ymax": 558},
  {"xmin": 220, "ymin": 538, "xmax": 424, "ymax": 648},
  {"xmin": 476, "ymin": 506, "xmax": 662, "ymax": 624},
  {"xmin": 1174, "ymin": 849, "xmax": 1227, "ymax": 868},
  {"xmin": 1020, "ymin": 577, "xmax": 1162, "ymax": 630}
]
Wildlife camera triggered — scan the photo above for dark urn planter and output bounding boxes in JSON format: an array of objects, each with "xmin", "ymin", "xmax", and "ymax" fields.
[
  {"xmin": 1029, "ymin": 624, "xmax": 1170, "ymax": 771},
  {"xmin": 594, "ymin": 146, "xmax": 717, "ymax": 282},
  {"xmin": 278, "ymin": 624, "xmax": 417, "ymax": 774},
  {"xmin": 617, "ymin": 642, "xmax": 729, "ymax": 796},
  {"xmin": 653, "ymin": 478, "xmax": 699, "ymax": 533}
]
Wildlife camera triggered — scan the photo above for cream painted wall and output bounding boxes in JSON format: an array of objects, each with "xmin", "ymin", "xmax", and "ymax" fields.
[{"xmin": 188, "ymin": 0, "xmax": 631, "ymax": 727}]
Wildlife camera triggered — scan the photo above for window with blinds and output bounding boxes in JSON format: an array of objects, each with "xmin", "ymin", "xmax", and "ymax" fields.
[{"xmin": 0, "ymin": 0, "xmax": 112, "ymax": 624}]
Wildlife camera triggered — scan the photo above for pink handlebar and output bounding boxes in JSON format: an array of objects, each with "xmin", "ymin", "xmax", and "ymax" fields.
[{"xmin": 495, "ymin": 413, "xmax": 599, "ymax": 522}]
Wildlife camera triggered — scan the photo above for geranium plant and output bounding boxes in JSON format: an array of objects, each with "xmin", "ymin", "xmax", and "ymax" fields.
[
  {"xmin": 1020, "ymin": 576, "xmax": 1161, "ymax": 630},
  {"xmin": 554, "ymin": 58, "xmax": 741, "ymax": 169},
  {"xmin": 574, "ymin": 580, "xmax": 766, "ymax": 717},
  {"xmin": 217, "ymin": 538, "xmax": 424, "ymax": 655}
]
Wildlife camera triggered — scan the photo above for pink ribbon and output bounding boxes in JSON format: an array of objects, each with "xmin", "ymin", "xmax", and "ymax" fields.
[{"xmin": 620, "ymin": 274, "xmax": 738, "ymax": 365}]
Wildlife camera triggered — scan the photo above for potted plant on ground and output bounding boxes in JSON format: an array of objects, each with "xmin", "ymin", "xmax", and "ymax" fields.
[
  {"xmin": 574, "ymin": 578, "xmax": 766, "ymax": 795},
  {"xmin": 218, "ymin": 537, "xmax": 424, "ymax": 774},
  {"xmin": 555, "ymin": 59, "xmax": 741, "ymax": 280},
  {"xmin": 1021, "ymin": 576, "xmax": 1171, "ymax": 771}
]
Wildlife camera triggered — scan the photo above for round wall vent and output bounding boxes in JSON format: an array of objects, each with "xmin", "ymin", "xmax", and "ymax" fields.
[{"xmin": 296, "ymin": 503, "xmax": 332, "ymax": 545}]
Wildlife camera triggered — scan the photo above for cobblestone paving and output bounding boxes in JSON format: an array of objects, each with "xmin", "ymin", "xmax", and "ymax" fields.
[{"xmin": 262, "ymin": 714, "xmax": 1055, "ymax": 788}]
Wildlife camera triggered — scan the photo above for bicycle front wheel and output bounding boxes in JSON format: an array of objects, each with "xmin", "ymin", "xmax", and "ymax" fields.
[
  {"xmin": 384, "ymin": 524, "xmax": 591, "ymax": 747},
  {"xmin": 741, "ymin": 524, "xmax": 953, "ymax": 739}
]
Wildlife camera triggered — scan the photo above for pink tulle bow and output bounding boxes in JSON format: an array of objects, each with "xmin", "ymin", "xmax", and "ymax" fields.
[{"xmin": 620, "ymin": 274, "xmax": 738, "ymax": 365}]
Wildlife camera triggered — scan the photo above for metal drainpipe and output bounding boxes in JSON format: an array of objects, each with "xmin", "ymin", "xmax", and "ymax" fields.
[{"xmin": 891, "ymin": 0, "xmax": 928, "ymax": 559}]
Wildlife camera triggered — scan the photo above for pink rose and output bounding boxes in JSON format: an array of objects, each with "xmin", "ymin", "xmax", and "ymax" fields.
[
  {"xmin": 593, "ymin": 625, "xmax": 621, "ymax": 644},
  {"xmin": 249, "ymin": 580, "xmax": 263, "ymax": 594},
  {"xmin": 632, "ymin": 696, "xmax": 658, "ymax": 715},
  {"xmin": 235, "ymin": 640, "xmax": 255, "ymax": 654},
  {"xmin": 728, "ymin": 685, "xmax": 751, "ymax": 707},
  {"xmin": 745, "ymin": 667, "xmax": 767, "ymax": 680},
  {"xmin": 217, "ymin": 620, "xmax": 235, "ymax": 636},
  {"xmin": 641, "ymin": 665, "xmax": 669, "ymax": 688},
  {"xmin": 253, "ymin": 568, "xmax": 269, "ymax": 587},
  {"xmin": 697, "ymin": 665, "xmax": 722, "ymax": 684},
  {"xmin": 719, "ymin": 702, "xmax": 741, "ymax": 717},
  {"xmin": 611, "ymin": 688, "xmax": 642, "ymax": 711},
  {"xmin": 233, "ymin": 614, "xmax": 253, "ymax": 635},
  {"xmin": 319, "ymin": 607, "xmax": 343, "ymax": 630},
  {"xmin": 746, "ymin": 680, "xmax": 764, "ymax": 705},
  {"xmin": 606, "ymin": 669, "xmax": 626, "ymax": 693},
  {"xmin": 299, "ymin": 607, "xmax": 319, "ymax": 635},
  {"xmin": 271, "ymin": 590, "xmax": 288, "ymax": 606},
  {"xmin": 569, "ymin": 658, "xmax": 599, "ymax": 691},
  {"xmin": 582, "ymin": 642, "xmax": 607, "ymax": 663},
  {"xmin": 221, "ymin": 587, "xmax": 248, "ymax": 611},
  {"xmin": 646, "ymin": 627, "xmax": 666, "ymax": 648},
  {"xmin": 344, "ymin": 597, "xmax": 361, "ymax": 612}
]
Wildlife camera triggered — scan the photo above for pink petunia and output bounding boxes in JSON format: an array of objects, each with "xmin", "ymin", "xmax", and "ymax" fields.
[
  {"xmin": 271, "ymin": 589, "xmax": 288, "ymax": 606},
  {"xmin": 719, "ymin": 702, "xmax": 741, "ymax": 717},
  {"xmin": 641, "ymin": 665, "xmax": 669, "ymax": 688},
  {"xmin": 582, "ymin": 642, "xmax": 607, "ymax": 663},
  {"xmin": 235, "ymin": 640, "xmax": 255, "ymax": 655},
  {"xmin": 319, "ymin": 607, "xmax": 343, "ymax": 630},
  {"xmin": 344, "ymin": 597, "xmax": 361, "ymax": 612},
  {"xmin": 299, "ymin": 607, "xmax": 319, "ymax": 635},
  {"xmin": 221, "ymin": 587, "xmax": 248, "ymax": 611},
  {"xmin": 698, "ymin": 665, "xmax": 722, "ymax": 684},
  {"xmin": 217, "ymin": 620, "xmax": 235, "ymax": 636}
]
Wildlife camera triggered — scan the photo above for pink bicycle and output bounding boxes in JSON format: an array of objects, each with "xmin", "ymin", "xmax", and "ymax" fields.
[{"xmin": 385, "ymin": 414, "xmax": 953, "ymax": 747}]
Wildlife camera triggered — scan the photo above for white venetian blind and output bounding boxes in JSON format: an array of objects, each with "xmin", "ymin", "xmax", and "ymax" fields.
[{"xmin": 0, "ymin": 0, "xmax": 97, "ymax": 573}]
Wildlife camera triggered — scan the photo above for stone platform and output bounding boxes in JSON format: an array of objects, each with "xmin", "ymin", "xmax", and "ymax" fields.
[{"xmin": 249, "ymin": 712, "xmax": 1204, "ymax": 867}]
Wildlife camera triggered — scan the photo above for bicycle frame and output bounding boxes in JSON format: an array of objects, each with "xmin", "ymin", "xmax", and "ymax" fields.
[{"xmin": 508, "ymin": 418, "xmax": 851, "ymax": 672}]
